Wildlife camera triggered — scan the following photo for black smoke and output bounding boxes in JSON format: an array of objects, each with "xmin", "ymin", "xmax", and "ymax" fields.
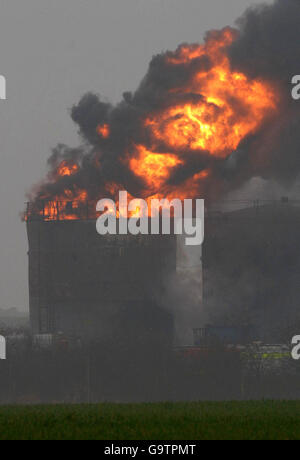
[
  {"xmin": 28, "ymin": 0, "xmax": 300, "ymax": 208},
  {"xmin": 229, "ymin": 0, "xmax": 300, "ymax": 186}
]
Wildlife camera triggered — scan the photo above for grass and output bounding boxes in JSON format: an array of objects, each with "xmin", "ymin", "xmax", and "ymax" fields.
[{"xmin": 0, "ymin": 401, "xmax": 299, "ymax": 440}]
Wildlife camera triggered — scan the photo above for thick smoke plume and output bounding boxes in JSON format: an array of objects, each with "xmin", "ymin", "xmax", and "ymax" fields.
[
  {"xmin": 229, "ymin": 0, "xmax": 300, "ymax": 186},
  {"xmin": 27, "ymin": 0, "xmax": 300, "ymax": 220}
]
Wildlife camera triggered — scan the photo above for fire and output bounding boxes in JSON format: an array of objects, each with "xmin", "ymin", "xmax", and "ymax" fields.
[
  {"xmin": 26, "ymin": 27, "xmax": 279, "ymax": 222},
  {"xmin": 97, "ymin": 123, "xmax": 110, "ymax": 138},
  {"xmin": 129, "ymin": 145, "xmax": 183, "ymax": 191},
  {"xmin": 56, "ymin": 160, "xmax": 79, "ymax": 177},
  {"xmin": 34, "ymin": 188, "xmax": 88, "ymax": 221},
  {"xmin": 144, "ymin": 28, "xmax": 276, "ymax": 159},
  {"xmin": 124, "ymin": 28, "xmax": 277, "ymax": 201}
]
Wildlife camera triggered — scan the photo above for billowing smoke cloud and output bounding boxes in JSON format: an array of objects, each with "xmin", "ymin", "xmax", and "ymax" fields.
[
  {"xmin": 229, "ymin": 0, "xmax": 300, "ymax": 186},
  {"xmin": 27, "ymin": 0, "xmax": 300, "ymax": 219}
]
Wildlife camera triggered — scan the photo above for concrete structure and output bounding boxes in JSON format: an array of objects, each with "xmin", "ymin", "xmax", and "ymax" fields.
[
  {"xmin": 203, "ymin": 201, "xmax": 300, "ymax": 342},
  {"xmin": 26, "ymin": 216, "xmax": 177, "ymax": 344}
]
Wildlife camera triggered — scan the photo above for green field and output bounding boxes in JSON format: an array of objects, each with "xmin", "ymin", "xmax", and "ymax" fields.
[{"xmin": 0, "ymin": 401, "xmax": 300, "ymax": 440}]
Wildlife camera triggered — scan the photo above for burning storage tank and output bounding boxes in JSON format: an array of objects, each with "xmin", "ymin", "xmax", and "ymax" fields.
[
  {"xmin": 202, "ymin": 201, "xmax": 300, "ymax": 343},
  {"xmin": 26, "ymin": 201, "xmax": 177, "ymax": 344},
  {"xmin": 25, "ymin": 7, "xmax": 295, "ymax": 345}
]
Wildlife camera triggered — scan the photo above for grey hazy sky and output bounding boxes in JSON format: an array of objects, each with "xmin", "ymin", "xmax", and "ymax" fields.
[{"xmin": 0, "ymin": 0, "xmax": 274, "ymax": 311}]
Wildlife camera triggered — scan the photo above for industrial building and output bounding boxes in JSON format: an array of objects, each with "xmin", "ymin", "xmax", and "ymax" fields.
[
  {"xmin": 202, "ymin": 200, "xmax": 300, "ymax": 343},
  {"xmin": 17, "ymin": 199, "xmax": 300, "ymax": 402},
  {"xmin": 26, "ymin": 205, "xmax": 177, "ymax": 346},
  {"xmin": 26, "ymin": 198, "xmax": 300, "ymax": 348}
]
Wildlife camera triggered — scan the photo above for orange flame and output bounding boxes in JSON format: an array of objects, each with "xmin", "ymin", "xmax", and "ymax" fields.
[
  {"xmin": 97, "ymin": 123, "xmax": 110, "ymax": 138},
  {"xmin": 56, "ymin": 160, "xmax": 79, "ymax": 177},
  {"xmin": 144, "ymin": 28, "xmax": 276, "ymax": 159},
  {"xmin": 28, "ymin": 28, "xmax": 278, "ymax": 222},
  {"xmin": 129, "ymin": 145, "xmax": 183, "ymax": 191},
  {"xmin": 123, "ymin": 28, "xmax": 277, "ymax": 200}
]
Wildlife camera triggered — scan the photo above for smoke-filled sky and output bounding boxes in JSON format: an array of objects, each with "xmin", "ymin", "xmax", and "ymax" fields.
[{"xmin": 0, "ymin": 0, "xmax": 287, "ymax": 311}]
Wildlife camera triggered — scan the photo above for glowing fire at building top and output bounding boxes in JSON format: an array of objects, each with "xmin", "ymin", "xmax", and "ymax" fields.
[{"xmin": 25, "ymin": 27, "xmax": 279, "ymax": 224}]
